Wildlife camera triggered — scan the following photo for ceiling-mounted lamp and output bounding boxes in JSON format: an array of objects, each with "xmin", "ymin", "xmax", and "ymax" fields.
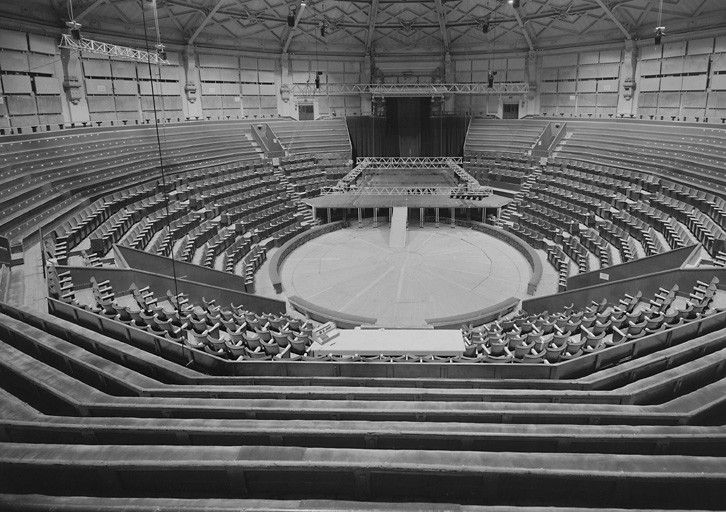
[
  {"xmin": 66, "ymin": 20, "xmax": 82, "ymax": 41},
  {"xmin": 487, "ymin": 70, "xmax": 497, "ymax": 88},
  {"xmin": 320, "ymin": 21, "xmax": 326, "ymax": 37},
  {"xmin": 509, "ymin": 0, "xmax": 521, "ymax": 8},
  {"xmin": 287, "ymin": 6, "xmax": 296, "ymax": 27},
  {"xmin": 654, "ymin": 26, "xmax": 665, "ymax": 45},
  {"xmin": 155, "ymin": 42, "xmax": 166, "ymax": 61},
  {"xmin": 315, "ymin": 71, "xmax": 322, "ymax": 89},
  {"xmin": 482, "ymin": 17, "xmax": 490, "ymax": 33}
]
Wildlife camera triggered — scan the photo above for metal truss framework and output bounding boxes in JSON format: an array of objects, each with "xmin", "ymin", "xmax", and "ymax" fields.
[
  {"xmin": 322, "ymin": 185, "xmax": 493, "ymax": 199},
  {"xmin": 291, "ymin": 82, "xmax": 529, "ymax": 98},
  {"xmin": 359, "ymin": 157, "xmax": 463, "ymax": 169},
  {"xmin": 326, "ymin": 157, "xmax": 492, "ymax": 199},
  {"xmin": 58, "ymin": 34, "xmax": 170, "ymax": 65}
]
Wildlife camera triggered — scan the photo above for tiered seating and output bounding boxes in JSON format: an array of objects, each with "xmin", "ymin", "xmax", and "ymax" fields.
[
  {"xmin": 553, "ymin": 119, "xmax": 726, "ymax": 193},
  {"xmin": 48, "ymin": 274, "xmax": 317, "ymax": 361},
  {"xmin": 269, "ymin": 118, "xmax": 352, "ymax": 156},
  {"xmin": 2, "ymin": 275, "xmax": 725, "ymax": 508},
  {"xmin": 463, "ymin": 278, "xmax": 720, "ymax": 364},
  {"xmin": 0, "ymin": 120, "xmax": 265, "ymax": 248},
  {"xmin": 506, "ymin": 153, "xmax": 726, "ymax": 274},
  {"xmin": 464, "ymin": 153, "xmax": 534, "ymax": 187},
  {"xmin": 464, "ymin": 118, "xmax": 548, "ymax": 155},
  {"xmin": 278, "ymin": 156, "xmax": 329, "ymax": 198}
]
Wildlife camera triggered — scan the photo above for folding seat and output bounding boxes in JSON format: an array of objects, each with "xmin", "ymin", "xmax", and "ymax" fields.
[
  {"xmin": 565, "ymin": 337, "xmax": 585, "ymax": 357},
  {"xmin": 544, "ymin": 342, "xmax": 565, "ymax": 363},
  {"xmin": 627, "ymin": 318, "xmax": 647, "ymax": 338},
  {"xmin": 185, "ymin": 330, "xmax": 207, "ymax": 350}
]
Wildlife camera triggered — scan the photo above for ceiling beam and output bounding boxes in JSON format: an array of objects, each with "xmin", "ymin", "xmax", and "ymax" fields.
[
  {"xmin": 75, "ymin": 0, "xmax": 105, "ymax": 21},
  {"xmin": 593, "ymin": 0, "xmax": 631, "ymax": 40},
  {"xmin": 188, "ymin": 0, "xmax": 227, "ymax": 44},
  {"xmin": 512, "ymin": 8, "xmax": 533, "ymax": 51},
  {"xmin": 365, "ymin": 0, "xmax": 379, "ymax": 49},
  {"xmin": 433, "ymin": 0, "xmax": 450, "ymax": 52},
  {"xmin": 282, "ymin": 2, "xmax": 306, "ymax": 54}
]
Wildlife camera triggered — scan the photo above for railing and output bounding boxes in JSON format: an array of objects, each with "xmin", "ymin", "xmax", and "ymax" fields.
[
  {"xmin": 321, "ymin": 185, "xmax": 492, "ymax": 197},
  {"xmin": 357, "ymin": 157, "xmax": 463, "ymax": 169},
  {"xmin": 291, "ymin": 82, "xmax": 530, "ymax": 97}
]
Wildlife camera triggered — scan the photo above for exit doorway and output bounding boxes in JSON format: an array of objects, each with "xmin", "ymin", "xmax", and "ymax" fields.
[
  {"xmin": 503, "ymin": 103, "xmax": 519, "ymax": 119},
  {"xmin": 298, "ymin": 104, "xmax": 314, "ymax": 120}
]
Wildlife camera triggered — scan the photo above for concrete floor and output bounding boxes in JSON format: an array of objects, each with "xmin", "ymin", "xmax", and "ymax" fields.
[{"xmin": 280, "ymin": 224, "xmax": 535, "ymax": 328}]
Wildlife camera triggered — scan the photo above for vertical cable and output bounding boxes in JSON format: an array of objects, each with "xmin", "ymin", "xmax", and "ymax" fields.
[{"xmin": 141, "ymin": 2, "xmax": 180, "ymax": 303}]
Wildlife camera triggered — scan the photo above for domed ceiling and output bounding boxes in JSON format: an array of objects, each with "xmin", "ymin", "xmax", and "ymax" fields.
[{"xmin": 4, "ymin": 0, "xmax": 726, "ymax": 55}]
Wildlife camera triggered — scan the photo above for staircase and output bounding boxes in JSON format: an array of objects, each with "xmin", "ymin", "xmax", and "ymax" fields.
[
  {"xmin": 552, "ymin": 131, "xmax": 573, "ymax": 159},
  {"xmin": 499, "ymin": 166, "xmax": 542, "ymax": 226},
  {"xmin": 272, "ymin": 166, "xmax": 320, "ymax": 227}
]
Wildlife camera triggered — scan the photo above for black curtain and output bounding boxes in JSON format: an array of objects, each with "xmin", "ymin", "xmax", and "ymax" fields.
[
  {"xmin": 347, "ymin": 100, "xmax": 469, "ymax": 158},
  {"xmin": 421, "ymin": 115, "xmax": 469, "ymax": 157},
  {"xmin": 346, "ymin": 116, "xmax": 397, "ymax": 160},
  {"xmin": 394, "ymin": 97, "xmax": 422, "ymax": 157}
]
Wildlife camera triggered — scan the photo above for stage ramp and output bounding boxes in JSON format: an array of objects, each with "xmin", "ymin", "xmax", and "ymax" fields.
[{"xmin": 389, "ymin": 207, "xmax": 407, "ymax": 248}]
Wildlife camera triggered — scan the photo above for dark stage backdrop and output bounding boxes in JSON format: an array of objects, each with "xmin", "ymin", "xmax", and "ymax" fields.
[{"xmin": 346, "ymin": 99, "xmax": 469, "ymax": 160}]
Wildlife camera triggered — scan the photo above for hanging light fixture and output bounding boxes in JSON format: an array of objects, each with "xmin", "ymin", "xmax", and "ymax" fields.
[
  {"xmin": 654, "ymin": 0, "xmax": 665, "ymax": 45},
  {"xmin": 65, "ymin": 0, "xmax": 82, "ymax": 40},
  {"xmin": 155, "ymin": 42, "xmax": 167, "ymax": 61},
  {"xmin": 481, "ymin": 16, "xmax": 490, "ymax": 34},
  {"xmin": 66, "ymin": 20, "xmax": 82, "ymax": 41},
  {"xmin": 287, "ymin": 6, "xmax": 296, "ymax": 27}
]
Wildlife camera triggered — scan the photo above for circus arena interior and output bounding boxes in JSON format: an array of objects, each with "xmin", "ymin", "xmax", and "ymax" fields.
[{"xmin": 1, "ymin": 0, "xmax": 726, "ymax": 510}]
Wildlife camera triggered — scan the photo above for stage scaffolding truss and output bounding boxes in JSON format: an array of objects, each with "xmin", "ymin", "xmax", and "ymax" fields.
[
  {"xmin": 291, "ymin": 82, "xmax": 530, "ymax": 97},
  {"xmin": 58, "ymin": 34, "xmax": 170, "ymax": 65},
  {"xmin": 324, "ymin": 157, "xmax": 492, "ymax": 199}
]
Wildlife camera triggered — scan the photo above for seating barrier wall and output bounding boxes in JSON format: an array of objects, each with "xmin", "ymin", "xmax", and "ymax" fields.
[
  {"xmin": 425, "ymin": 296, "xmax": 520, "ymax": 329},
  {"xmin": 114, "ymin": 244, "xmax": 252, "ymax": 295},
  {"xmin": 0, "ymin": 264, "xmax": 9, "ymax": 304},
  {"xmin": 55, "ymin": 265, "xmax": 286, "ymax": 316},
  {"xmin": 43, "ymin": 296, "xmax": 726, "ymax": 379},
  {"xmin": 288, "ymin": 295, "xmax": 377, "ymax": 328},
  {"xmin": 524, "ymin": 267, "xmax": 726, "ymax": 315},
  {"xmin": 269, "ymin": 221, "xmax": 344, "ymax": 293},
  {"xmin": 567, "ymin": 244, "xmax": 700, "ymax": 290}
]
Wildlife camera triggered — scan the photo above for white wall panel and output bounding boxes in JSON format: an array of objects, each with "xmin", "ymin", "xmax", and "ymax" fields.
[
  {"xmin": 681, "ymin": 75, "xmax": 707, "ymax": 91},
  {"xmin": 34, "ymin": 76, "xmax": 60, "ymax": 94},
  {"xmin": 663, "ymin": 40, "xmax": 686, "ymax": 58},
  {"xmin": 0, "ymin": 51, "xmax": 29, "ymax": 72},
  {"xmin": 0, "ymin": 30, "xmax": 27, "ymax": 51},
  {"xmin": 688, "ymin": 38, "xmax": 714, "ymax": 55}
]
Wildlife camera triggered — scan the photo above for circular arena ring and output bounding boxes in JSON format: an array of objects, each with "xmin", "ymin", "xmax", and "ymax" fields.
[{"xmin": 271, "ymin": 220, "xmax": 544, "ymax": 328}]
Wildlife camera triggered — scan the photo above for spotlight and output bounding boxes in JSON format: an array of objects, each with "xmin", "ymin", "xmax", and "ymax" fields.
[
  {"xmin": 654, "ymin": 26, "xmax": 665, "ymax": 45},
  {"xmin": 482, "ymin": 18, "xmax": 490, "ymax": 33},
  {"xmin": 315, "ymin": 71, "xmax": 321, "ymax": 89},
  {"xmin": 509, "ymin": 0, "xmax": 521, "ymax": 7},
  {"xmin": 287, "ymin": 7, "xmax": 296, "ymax": 27},
  {"xmin": 487, "ymin": 70, "xmax": 497, "ymax": 88},
  {"xmin": 320, "ymin": 22, "xmax": 326, "ymax": 37},
  {"xmin": 66, "ymin": 20, "xmax": 82, "ymax": 41},
  {"xmin": 155, "ymin": 43, "xmax": 166, "ymax": 61}
]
